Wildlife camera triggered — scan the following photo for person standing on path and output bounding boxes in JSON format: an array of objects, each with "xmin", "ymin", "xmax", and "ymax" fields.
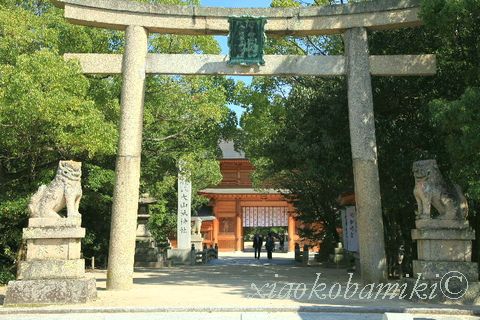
[
  {"xmin": 253, "ymin": 233, "xmax": 263, "ymax": 259},
  {"xmin": 279, "ymin": 232, "xmax": 285, "ymax": 252},
  {"xmin": 266, "ymin": 233, "xmax": 275, "ymax": 260}
]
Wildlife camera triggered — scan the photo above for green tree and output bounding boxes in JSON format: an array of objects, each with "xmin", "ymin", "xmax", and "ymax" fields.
[
  {"xmin": 420, "ymin": 0, "xmax": 480, "ymax": 262},
  {"xmin": 420, "ymin": 0, "xmax": 480, "ymax": 198},
  {"xmin": 0, "ymin": 0, "xmax": 235, "ymax": 281},
  {"xmin": 142, "ymin": 75, "xmax": 236, "ymax": 245},
  {"xmin": 240, "ymin": 78, "xmax": 352, "ymax": 257},
  {"xmin": 141, "ymin": 1, "xmax": 236, "ymax": 246},
  {"xmin": 238, "ymin": 0, "xmax": 349, "ymax": 258},
  {"xmin": 0, "ymin": 1, "xmax": 119, "ymax": 279},
  {"xmin": 238, "ymin": 0, "xmax": 480, "ymax": 274}
]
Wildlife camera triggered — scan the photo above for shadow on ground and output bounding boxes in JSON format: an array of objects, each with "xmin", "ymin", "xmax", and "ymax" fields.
[
  {"xmin": 89, "ymin": 254, "xmax": 443, "ymax": 310},
  {"xmin": 1, "ymin": 253, "xmax": 477, "ymax": 315},
  {"xmin": 121, "ymin": 254, "xmax": 475, "ymax": 312}
]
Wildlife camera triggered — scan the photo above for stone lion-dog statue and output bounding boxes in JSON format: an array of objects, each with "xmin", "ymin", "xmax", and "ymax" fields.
[
  {"xmin": 191, "ymin": 217, "xmax": 202, "ymax": 236},
  {"xmin": 28, "ymin": 160, "xmax": 82, "ymax": 218},
  {"xmin": 413, "ymin": 159, "xmax": 468, "ymax": 220}
]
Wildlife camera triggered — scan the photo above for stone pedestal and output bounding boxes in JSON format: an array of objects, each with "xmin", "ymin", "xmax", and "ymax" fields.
[
  {"xmin": 191, "ymin": 234, "xmax": 204, "ymax": 252},
  {"xmin": 4, "ymin": 217, "xmax": 96, "ymax": 305},
  {"xmin": 134, "ymin": 213, "xmax": 163, "ymax": 268},
  {"xmin": 406, "ymin": 220, "xmax": 479, "ymax": 304},
  {"xmin": 135, "ymin": 241, "xmax": 163, "ymax": 268},
  {"xmin": 167, "ymin": 248, "xmax": 193, "ymax": 265}
]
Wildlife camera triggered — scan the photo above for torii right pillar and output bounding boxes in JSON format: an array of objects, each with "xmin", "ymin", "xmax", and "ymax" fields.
[{"xmin": 345, "ymin": 27, "xmax": 387, "ymax": 283}]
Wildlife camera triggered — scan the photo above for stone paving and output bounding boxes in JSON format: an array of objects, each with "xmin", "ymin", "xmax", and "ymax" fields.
[{"xmin": 0, "ymin": 252, "xmax": 479, "ymax": 319}]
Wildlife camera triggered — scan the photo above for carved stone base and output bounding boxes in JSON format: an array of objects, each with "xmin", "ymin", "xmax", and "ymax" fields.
[
  {"xmin": 409, "ymin": 221, "xmax": 479, "ymax": 304},
  {"xmin": 191, "ymin": 234, "xmax": 204, "ymax": 251},
  {"xmin": 6, "ymin": 217, "xmax": 97, "ymax": 305},
  {"xmin": 416, "ymin": 219, "xmax": 469, "ymax": 229},
  {"xmin": 18, "ymin": 259, "xmax": 86, "ymax": 280},
  {"xmin": 23, "ymin": 226, "xmax": 85, "ymax": 239},
  {"xmin": 167, "ymin": 248, "xmax": 193, "ymax": 264},
  {"xmin": 412, "ymin": 227, "xmax": 475, "ymax": 261},
  {"xmin": 135, "ymin": 240, "xmax": 163, "ymax": 268},
  {"xmin": 28, "ymin": 217, "xmax": 81, "ymax": 228},
  {"xmin": 4, "ymin": 277, "xmax": 96, "ymax": 306}
]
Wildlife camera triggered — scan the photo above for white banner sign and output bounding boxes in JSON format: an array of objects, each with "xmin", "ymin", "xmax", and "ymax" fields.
[
  {"xmin": 242, "ymin": 207, "xmax": 288, "ymax": 227},
  {"xmin": 341, "ymin": 206, "xmax": 359, "ymax": 252}
]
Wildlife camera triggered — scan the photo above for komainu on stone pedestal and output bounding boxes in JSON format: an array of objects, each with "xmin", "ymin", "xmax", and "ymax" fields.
[
  {"xmin": 29, "ymin": 160, "xmax": 83, "ymax": 219},
  {"xmin": 407, "ymin": 159, "xmax": 479, "ymax": 304},
  {"xmin": 192, "ymin": 217, "xmax": 203, "ymax": 236},
  {"xmin": 191, "ymin": 217, "xmax": 204, "ymax": 251},
  {"xmin": 413, "ymin": 159, "xmax": 468, "ymax": 221},
  {"xmin": 4, "ymin": 160, "xmax": 96, "ymax": 306}
]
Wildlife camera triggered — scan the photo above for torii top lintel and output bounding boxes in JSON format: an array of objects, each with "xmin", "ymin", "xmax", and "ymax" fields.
[{"xmin": 51, "ymin": 0, "xmax": 422, "ymax": 36}]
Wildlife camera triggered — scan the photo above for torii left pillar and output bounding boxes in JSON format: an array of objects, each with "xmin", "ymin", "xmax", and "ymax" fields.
[
  {"xmin": 345, "ymin": 27, "xmax": 387, "ymax": 283},
  {"xmin": 107, "ymin": 25, "xmax": 148, "ymax": 290}
]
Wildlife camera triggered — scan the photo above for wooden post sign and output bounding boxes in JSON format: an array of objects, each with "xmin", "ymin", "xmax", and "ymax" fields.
[{"xmin": 228, "ymin": 16, "xmax": 266, "ymax": 66}]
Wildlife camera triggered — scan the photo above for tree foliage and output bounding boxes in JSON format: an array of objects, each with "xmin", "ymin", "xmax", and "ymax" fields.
[
  {"xmin": 0, "ymin": 0, "xmax": 120, "ymax": 279},
  {"xmin": 238, "ymin": 0, "xmax": 480, "ymax": 274},
  {"xmin": 0, "ymin": 0, "xmax": 235, "ymax": 282},
  {"xmin": 420, "ymin": 0, "xmax": 480, "ymax": 200},
  {"xmin": 237, "ymin": 0, "xmax": 350, "ymax": 257},
  {"xmin": 1, "ymin": 0, "xmax": 478, "ymax": 283}
]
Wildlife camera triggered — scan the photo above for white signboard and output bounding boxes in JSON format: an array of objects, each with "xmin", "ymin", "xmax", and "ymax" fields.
[
  {"xmin": 242, "ymin": 207, "xmax": 289, "ymax": 227},
  {"xmin": 177, "ymin": 166, "xmax": 191, "ymax": 250},
  {"xmin": 341, "ymin": 206, "xmax": 359, "ymax": 252}
]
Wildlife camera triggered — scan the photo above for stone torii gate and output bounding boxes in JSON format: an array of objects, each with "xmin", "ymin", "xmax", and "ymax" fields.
[{"xmin": 52, "ymin": 0, "xmax": 436, "ymax": 290}]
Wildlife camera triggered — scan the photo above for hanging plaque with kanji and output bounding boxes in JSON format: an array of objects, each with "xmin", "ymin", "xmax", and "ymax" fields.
[{"xmin": 228, "ymin": 16, "xmax": 266, "ymax": 66}]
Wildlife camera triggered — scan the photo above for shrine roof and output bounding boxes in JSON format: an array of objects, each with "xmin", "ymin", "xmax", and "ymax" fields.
[{"xmin": 219, "ymin": 141, "xmax": 245, "ymax": 159}]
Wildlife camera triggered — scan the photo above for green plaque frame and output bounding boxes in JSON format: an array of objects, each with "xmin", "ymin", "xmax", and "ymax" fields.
[{"xmin": 228, "ymin": 16, "xmax": 267, "ymax": 66}]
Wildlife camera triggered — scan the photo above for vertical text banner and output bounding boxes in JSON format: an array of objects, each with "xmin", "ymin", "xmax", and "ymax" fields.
[
  {"xmin": 228, "ymin": 16, "xmax": 266, "ymax": 66},
  {"xmin": 177, "ymin": 161, "xmax": 192, "ymax": 249},
  {"xmin": 341, "ymin": 206, "xmax": 359, "ymax": 252}
]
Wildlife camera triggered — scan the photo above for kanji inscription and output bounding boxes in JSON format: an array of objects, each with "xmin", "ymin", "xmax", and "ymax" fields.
[
  {"xmin": 228, "ymin": 16, "xmax": 266, "ymax": 66},
  {"xmin": 177, "ymin": 161, "xmax": 192, "ymax": 249}
]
